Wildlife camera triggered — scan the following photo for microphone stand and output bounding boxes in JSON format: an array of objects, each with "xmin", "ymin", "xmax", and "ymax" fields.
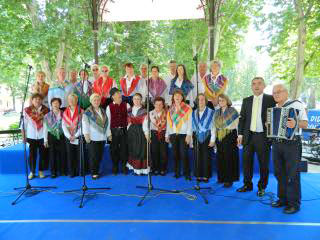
[
  {"xmin": 64, "ymin": 63, "xmax": 111, "ymax": 208},
  {"xmin": 136, "ymin": 58, "xmax": 177, "ymax": 207},
  {"xmin": 12, "ymin": 65, "xmax": 56, "ymax": 205},
  {"xmin": 176, "ymin": 55, "xmax": 211, "ymax": 204}
]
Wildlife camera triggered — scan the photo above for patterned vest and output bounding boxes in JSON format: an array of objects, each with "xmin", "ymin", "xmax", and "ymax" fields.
[{"xmin": 109, "ymin": 102, "xmax": 127, "ymax": 128}]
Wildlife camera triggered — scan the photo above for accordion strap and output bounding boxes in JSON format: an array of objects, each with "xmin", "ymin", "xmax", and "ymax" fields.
[{"xmin": 283, "ymin": 100, "xmax": 301, "ymax": 108}]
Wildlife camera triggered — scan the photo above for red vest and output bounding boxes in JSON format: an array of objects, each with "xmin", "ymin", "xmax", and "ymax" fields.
[{"xmin": 109, "ymin": 102, "xmax": 127, "ymax": 128}]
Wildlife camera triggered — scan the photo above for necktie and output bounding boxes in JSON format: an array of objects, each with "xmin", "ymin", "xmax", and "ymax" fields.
[{"xmin": 250, "ymin": 96, "xmax": 259, "ymax": 131}]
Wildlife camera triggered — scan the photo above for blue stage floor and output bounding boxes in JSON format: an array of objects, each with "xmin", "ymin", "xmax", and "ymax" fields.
[{"xmin": 0, "ymin": 173, "xmax": 320, "ymax": 240}]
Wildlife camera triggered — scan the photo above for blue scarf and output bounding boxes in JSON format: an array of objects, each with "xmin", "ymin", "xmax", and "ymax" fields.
[
  {"xmin": 192, "ymin": 107, "xmax": 215, "ymax": 143},
  {"xmin": 169, "ymin": 78, "xmax": 194, "ymax": 97}
]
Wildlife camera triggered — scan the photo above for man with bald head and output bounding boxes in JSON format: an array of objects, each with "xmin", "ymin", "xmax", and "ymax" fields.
[
  {"xmin": 270, "ymin": 84, "xmax": 308, "ymax": 214},
  {"xmin": 237, "ymin": 77, "xmax": 276, "ymax": 196}
]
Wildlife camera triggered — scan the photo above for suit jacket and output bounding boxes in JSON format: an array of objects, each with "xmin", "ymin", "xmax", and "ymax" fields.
[{"xmin": 238, "ymin": 94, "xmax": 276, "ymax": 145}]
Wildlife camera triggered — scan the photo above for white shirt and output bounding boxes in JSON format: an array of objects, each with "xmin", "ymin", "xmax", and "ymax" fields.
[
  {"xmin": 277, "ymin": 99, "xmax": 308, "ymax": 136},
  {"xmin": 62, "ymin": 108, "xmax": 81, "ymax": 145},
  {"xmin": 191, "ymin": 72, "xmax": 207, "ymax": 98},
  {"xmin": 164, "ymin": 73, "xmax": 175, "ymax": 104},
  {"xmin": 251, "ymin": 93, "xmax": 264, "ymax": 133},
  {"xmin": 82, "ymin": 108, "xmax": 110, "ymax": 141},
  {"xmin": 22, "ymin": 106, "xmax": 44, "ymax": 140},
  {"xmin": 122, "ymin": 75, "xmax": 146, "ymax": 101},
  {"xmin": 165, "ymin": 107, "xmax": 193, "ymax": 137},
  {"xmin": 143, "ymin": 110, "xmax": 166, "ymax": 134}
]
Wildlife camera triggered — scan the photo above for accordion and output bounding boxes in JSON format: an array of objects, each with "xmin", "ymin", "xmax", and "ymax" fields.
[{"xmin": 266, "ymin": 107, "xmax": 299, "ymax": 140}]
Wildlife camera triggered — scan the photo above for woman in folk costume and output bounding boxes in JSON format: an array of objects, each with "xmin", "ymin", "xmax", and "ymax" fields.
[
  {"xmin": 192, "ymin": 94, "xmax": 215, "ymax": 182},
  {"xmin": 119, "ymin": 62, "xmax": 145, "ymax": 107},
  {"xmin": 21, "ymin": 93, "xmax": 49, "ymax": 180},
  {"xmin": 213, "ymin": 94, "xmax": 240, "ymax": 187},
  {"xmin": 48, "ymin": 67, "xmax": 69, "ymax": 109},
  {"xmin": 83, "ymin": 94, "xmax": 110, "ymax": 180},
  {"xmin": 126, "ymin": 93, "xmax": 149, "ymax": 175},
  {"xmin": 43, "ymin": 97, "xmax": 66, "ymax": 178},
  {"xmin": 93, "ymin": 65, "xmax": 117, "ymax": 109},
  {"xmin": 168, "ymin": 64, "xmax": 194, "ymax": 107},
  {"xmin": 62, "ymin": 93, "xmax": 83, "ymax": 177},
  {"xmin": 143, "ymin": 97, "xmax": 168, "ymax": 176},
  {"xmin": 202, "ymin": 60, "xmax": 228, "ymax": 109},
  {"xmin": 31, "ymin": 71, "xmax": 50, "ymax": 107},
  {"xmin": 145, "ymin": 66, "xmax": 167, "ymax": 110},
  {"xmin": 73, "ymin": 69, "xmax": 93, "ymax": 110},
  {"xmin": 165, "ymin": 90, "xmax": 193, "ymax": 180}
]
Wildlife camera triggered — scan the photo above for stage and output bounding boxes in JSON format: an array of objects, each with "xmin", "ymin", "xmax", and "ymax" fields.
[{"xmin": 0, "ymin": 173, "xmax": 320, "ymax": 240}]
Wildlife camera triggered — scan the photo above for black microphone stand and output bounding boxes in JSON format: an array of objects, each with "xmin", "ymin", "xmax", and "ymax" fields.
[
  {"xmin": 177, "ymin": 55, "xmax": 211, "ymax": 204},
  {"xmin": 136, "ymin": 58, "xmax": 177, "ymax": 206},
  {"xmin": 64, "ymin": 63, "xmax": 111, "ymax": 208},
  {"xmin": 12, "ymin": 65, "xmax": 56, "ymax": 205}
]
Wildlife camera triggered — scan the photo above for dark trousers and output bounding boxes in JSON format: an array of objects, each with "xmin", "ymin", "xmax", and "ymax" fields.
[
  {"xmin": 88, "ymin": 141, "xmax": 105, "ymax": 175},
  {"xmin": 48, "ymin": 133, "xmax": 66, "ymax": 176},
  {"xmin": 169, "ymin": 134, "xmax": 190, "ymax": 177},
  {"xmin": 193, "ymin": 134, "xmax": 212, "ymax": 178},
  {"xmin": 150, "ymin": 130, "xmax": 168, "ymax": 172},
  {"xmin": 110, "ymin": 128, "xmax": 128, "ymax": 173},
  {"xmin": 66, "ymin": 140, "xmax": 80, "ymax": 176},
  {"xmin": 272, "ymin": 139, "xmax": 302, "ymax": 208},
  {"xmin": 243, "ymin": 132, "xmax": 270, "ymax": 189},
  {"xmin": 27, "ymin": 138, "xmax": 47, "ymax": 174}
]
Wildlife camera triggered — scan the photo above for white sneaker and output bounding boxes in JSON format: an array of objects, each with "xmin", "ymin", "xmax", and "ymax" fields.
[
  {"xmin": 39, "ymin": 171, "xmax": 45, "ymax": 179},
  {"xmin": 28, "ymin": 172, "xmax": 34, "ymax": 180}
]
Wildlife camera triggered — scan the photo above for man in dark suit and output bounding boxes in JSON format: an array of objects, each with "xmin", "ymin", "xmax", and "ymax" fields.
[{"xmin": 237, "ymin": 77, "xmax": 276, "ymax": 196}]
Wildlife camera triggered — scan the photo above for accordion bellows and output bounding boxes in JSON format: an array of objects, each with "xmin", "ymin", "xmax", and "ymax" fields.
[{"xmin": 267, "ymin": 107, "xmax": 300, "ymax": 140}]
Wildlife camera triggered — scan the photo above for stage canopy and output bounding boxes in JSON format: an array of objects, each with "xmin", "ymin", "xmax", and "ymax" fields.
[{"xmin": 102, "ymin": 0, "xmax": 205, "ymax": 22}]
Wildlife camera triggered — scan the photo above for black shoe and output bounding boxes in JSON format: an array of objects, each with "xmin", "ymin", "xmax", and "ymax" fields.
[
  {"xmin": 257, "ymin": 188, "xmax": 265, "ymax": 197},
  {"xmin": 174, "ymin": 174, "xmax": 180, "ymax": 179},
  {"xmin": 122, "ymin": 167, "xmax": 128, "ymax": 175},
  {"xmin": 160, "ymin": 171, "xmax": 166, "ymax": 176},
  {"xmin": 51, "ymin": 174, "xmax": 57, "ymax": 179},
  {"xmin": 271, "ymin": 200, "xmax": 286, "ymax": 208},
  {"xmin": 203, "ymin": 178, "xmax": 209, "ymax": 183},
  {"xmin": 237, "ymin": 185, "xmax": 253, "ymax": 192},
  {"xmin": 223, "ymin": 182, "xmax": 233, "ymax": 188},
  {"xmin": 283, "ymin": 206, "xmax": 300, "ymax": 214},
  {"xmin": 69, "ymin": 174, "xmax": 75, "ymax": 178},
  {"xmin": 154, "ymin": 171, "xmax": 159, "ymax": 176},
  {"xmin": 185, "ymin": 176, "xmax": 192, "ymax": 181}
]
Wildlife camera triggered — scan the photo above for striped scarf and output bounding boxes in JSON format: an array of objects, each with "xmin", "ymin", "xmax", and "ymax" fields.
[
  {"xmin": 202, "ymin": 74, "xmax": 228, "ymax": 101},
  {"xmin": 192, "ymin": 107, "xmax": 215, "ymax": 143},
  {"xmin": 62, "ymin": 106, "xmax": 82, "ymax": 137},
  {"xmin": 214, "ymin": 107, "xmax": 239, "ymax": 141}
]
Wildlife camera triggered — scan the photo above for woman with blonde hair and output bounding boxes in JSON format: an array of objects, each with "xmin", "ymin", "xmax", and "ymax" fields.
[{"xmin": 31, "ymin": 71, "xmax": 50, "ymax": 107}]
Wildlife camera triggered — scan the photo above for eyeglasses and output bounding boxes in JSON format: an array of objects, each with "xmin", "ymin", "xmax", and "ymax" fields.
[{"xmin": 272, "ymin": 90, "xmax": 284, "ymax": 95}]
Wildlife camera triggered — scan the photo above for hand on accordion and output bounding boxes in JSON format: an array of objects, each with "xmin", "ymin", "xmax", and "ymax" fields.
[{"xmin": 287, "ymin": 118, "xmax": 296, "ymax": 129}]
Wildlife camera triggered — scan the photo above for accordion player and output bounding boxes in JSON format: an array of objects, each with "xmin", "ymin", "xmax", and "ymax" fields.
[{"xmin": 266, "ymin": 107, "xmax": 300, "ymax": 140}]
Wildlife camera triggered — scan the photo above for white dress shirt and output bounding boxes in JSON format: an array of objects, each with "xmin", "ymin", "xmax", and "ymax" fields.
[
  {"xmin": 22, "ymin": 106, "xmax": 44, "ymax": 140},
  {"xmin": 251, "ymin": 93, "xmax": 264, "ymax": 133},
  {"xmin": 82, "ymin": 108, "xmax": 110, "ymax": 141},
  {"xmin": 165, "ymin": 107, "xmax": 193, "ymax": 137},
  {"xmin": 62, "ymin": 108, "xmax": 81, "ymax": 145},
  {"xmin": 277, "ymin": 99, "xmax": 308, "ymax": 136}
]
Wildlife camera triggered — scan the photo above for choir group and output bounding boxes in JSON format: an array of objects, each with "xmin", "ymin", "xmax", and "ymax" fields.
[{"xmin": 21, "ymin": 59, "xmax": 308, "ymax": 214}]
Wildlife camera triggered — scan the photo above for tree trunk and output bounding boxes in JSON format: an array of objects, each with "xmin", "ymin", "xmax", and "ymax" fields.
[
  {"xmin": 207, "ymin": 0, "xmax": 222, "ymax": 61},
  {"xmin": 92, "ymin": 0, "xmax": 99, "ymax": 64},
  {"xmin": 290, "ymin": 0, "xmax": 307, "ymax": 99}
]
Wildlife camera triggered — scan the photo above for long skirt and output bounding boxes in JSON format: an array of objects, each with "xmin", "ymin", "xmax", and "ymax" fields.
[
  {"xmin": 192, "ymin": 134, "xmax": 212, "ymax": 179},
  {"xmin": 216, "ymin": 129, "xmax": 240, "ymax": 183},
  {"xmin": 126, "ymin": 124, "xmax": 149, "ymax": 175}
]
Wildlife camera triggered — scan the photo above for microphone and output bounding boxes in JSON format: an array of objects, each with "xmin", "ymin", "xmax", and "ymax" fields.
[
  {"xmin": 81, "ymin": 58, "xmax": 91, "ymax": 69},
  {"xmin": 147, "ymin": 58, "xmax": 152, "ymax": 65},
  {"xmin": 28, "ymin": 64, "xmax": 33, "ymax": 69},
  {"xmin": 193, "ymin": 53, "xmax": 198, "ymax": 62}
]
